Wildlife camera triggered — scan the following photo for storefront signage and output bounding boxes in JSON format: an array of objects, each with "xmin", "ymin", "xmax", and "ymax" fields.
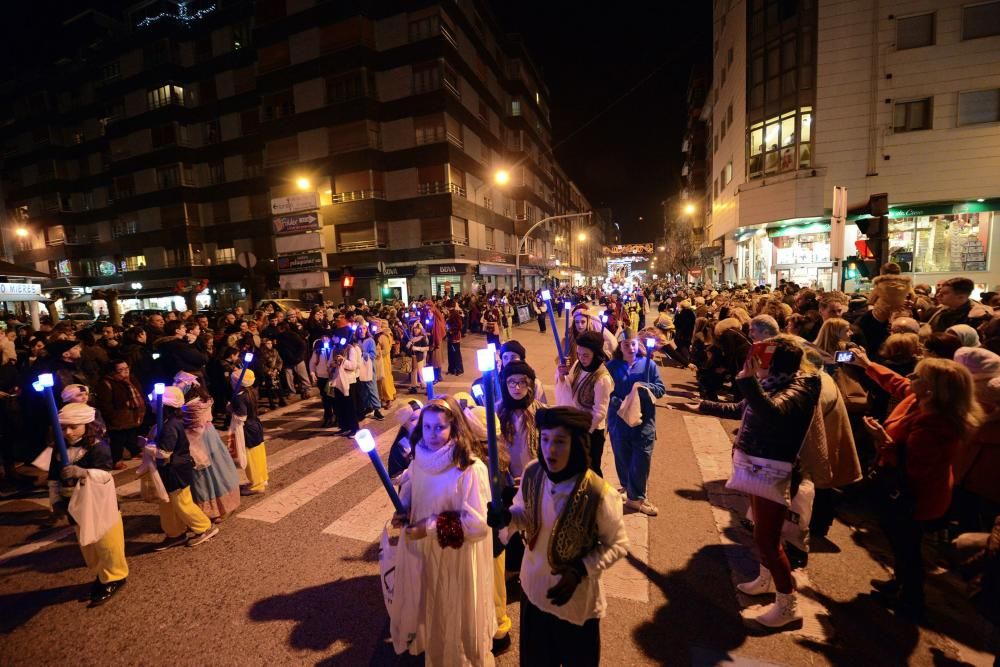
[
  {"xmin": 98, "ymin": 260, "xmax": 118, "ymax": 276},
  {"xmin": 337, "ymin": 265, "xmax": 417, "ymax": 278},
  {"xmin": 766, "ymin": 222, "xmax": 831, "ymax": 239},
  {"xmin": 477, "ymin": 264, "xmax": 515, "ymax": 276},
  {"xmin": 603, "ymin": 243, "xmax": 654, "ymax": 255},
  {"xmin": 0, "ymin": 282, "xmax": 42, "ymax": 301},
  {"xmin": 271, "ymin": 193, "xmax": 320, "ymax": 216},
  {"xmin": 430, "ymin": 263, "xmax": 466, "ymax": 275},
  {"xmin": 382, "ymin": 265, "xmax": 417, "ymax": 277},
  {"xmin": 276, "ymin": 250, "xmax": 326, "ymax": 273},
  {"xmin": 273, "ymin": 212, "xmax": 321, "ymax": 235}
]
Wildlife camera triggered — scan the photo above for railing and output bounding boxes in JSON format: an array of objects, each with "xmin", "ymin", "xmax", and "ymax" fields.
[
  {"xmin": 331, "ymin": 189, "xmax": 385, "ymax": 203},
  {"xmin": 337, "ymin": 239, "xmax": 386, "ymax": 252},
  {"xmin": 418, "ymin": 182, "xmax": 465, "ymax": 198},
  {"xmin": 440, "ymin": 24, "xmax": 457, "ymax": 48},
  {"xmin": 446, "ymin": 131, "xmax": 464, "ymax": 148},
  {"xmin": 422, "ymin": 236, "xmax": 469, "ymax": 247},
  {"xmin": 443, "ymin": 78, "xmax": 461, "ymax": 99},
  {"xmin": 485, "ymin": 242, "xmax": 495, "ymax": 251}
]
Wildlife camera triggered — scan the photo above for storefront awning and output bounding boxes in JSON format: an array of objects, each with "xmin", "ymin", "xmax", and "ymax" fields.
[{"xmin": 766, "ymin": 221, "xmax": 831, "ymax": 238}]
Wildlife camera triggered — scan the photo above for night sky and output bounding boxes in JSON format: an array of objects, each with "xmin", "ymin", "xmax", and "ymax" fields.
[
  {"xmin": 1, "ymin": 1, "xmax": 714, "ymax": 243},
  {"xmin": 490, "ymin": 1, "xmax": 713, "ymax": 242}
]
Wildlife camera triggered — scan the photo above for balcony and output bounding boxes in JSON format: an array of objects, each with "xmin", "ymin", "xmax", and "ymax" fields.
[
  {"xmin": 422, "ymin": 235, "xmax": 469, "ymax": 247},
  {"xmin": 439, "ymin": 24, "xmax": 457, "ymax": 48},
  {"xmin": 446, "ymin": 131, "xmax": 464, "ymax": 149},
  {"xmin": 337, "ymin": 239, "xmax": 387, "ymax": 252},
  {"xmin": 418, "ymin": 182, "xmax": 466, "ymax": 198},
  {"xmin": 331, "ymin": 189, "xmax": 385, "ymax": 204}
]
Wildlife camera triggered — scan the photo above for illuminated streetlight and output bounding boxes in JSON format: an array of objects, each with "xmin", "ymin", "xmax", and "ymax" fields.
[
  {"xmin": 296, "ymin": 177, "xmax": 312, "ymax": 191},
  {"xmin": 577, "ymin": 232, "xmax": 587, "ymax": 242},
  {"xmin": 683, "ymin": 203, "xmax": 696, "ymax": 216},
  {"xmin": 15, "ymin": 227, "xmax": 28, "ymax": 238},
  {"xmin": 494, "ymin": 169, "xmax": 510, "ymax": 186},
  {"xmin": 658, "ymin": 245, "xmax": 666, "ymax": 251}
]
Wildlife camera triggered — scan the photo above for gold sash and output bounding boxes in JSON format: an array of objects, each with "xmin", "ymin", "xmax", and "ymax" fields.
[{"xmin": 521, "ymin": 462, "xmax": 606, "ymax": 569}]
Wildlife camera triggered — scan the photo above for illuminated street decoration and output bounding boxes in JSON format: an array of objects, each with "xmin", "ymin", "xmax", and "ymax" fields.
[{"xmin": 136, "ymin": 2, "xmax": 216, "ymax": 29}]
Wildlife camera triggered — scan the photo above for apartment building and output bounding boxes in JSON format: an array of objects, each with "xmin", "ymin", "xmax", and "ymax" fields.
[
  {"xmin": 0, "ymin": 0, "xmax": 594, "ymax": 313},
  {"xmin": 706, "ymin": 0, "xmax": 1000, "ymax": 292}
]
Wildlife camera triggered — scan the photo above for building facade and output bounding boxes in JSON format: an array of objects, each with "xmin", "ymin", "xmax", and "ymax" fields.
[
  {"xmin": 706, "ymin": 0, "xmax": 1000, "ymax": 292},
  {"xmin": 0, "ymin": 0, "xmax": 594, "ymax": 316}
]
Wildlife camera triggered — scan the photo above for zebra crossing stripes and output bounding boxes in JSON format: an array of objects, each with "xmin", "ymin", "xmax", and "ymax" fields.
[
  {"xmin": 237, "ymin": 427, "xmax": 396, "ymax": 524},
  {"xmin": 322, "ymin": 487, "xmax": 396, "ymax": 543}
]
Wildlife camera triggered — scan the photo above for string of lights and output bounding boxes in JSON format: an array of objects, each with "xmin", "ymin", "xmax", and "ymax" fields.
[{"xmin": 135, "ymin": 2, "xmax": 216, "ymax": 29}]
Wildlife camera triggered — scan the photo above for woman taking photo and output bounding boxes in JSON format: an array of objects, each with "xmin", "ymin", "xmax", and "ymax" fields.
[
  {"xmin": 853, "ymin": 348, "xmax": 982, "ymax": 621},
  {"xmin": 693, "ymin": 335, "xmax": 821, "ymax": 629}
]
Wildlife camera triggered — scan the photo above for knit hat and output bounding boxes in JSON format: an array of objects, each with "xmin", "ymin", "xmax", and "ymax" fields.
[
  {"xmin": 60, "ymin": 383, "xmax": 89, "ymax": 403},
  {"xmin": 58, "ymin": 402, "xmax": 95, "ymax": 425},
  {"xmin": 162, "ymin": 386, "xmax": 186, "ymax": 408},
  {"xmin": 499, "ymin": 340, "xmax": 526, "ymax": 361},
  {"xmin": 575, "ymin": 331, "xmax": 606, "ymax": 360},
  {"xmin": 501, "ymin": 360, "xmax": 536, "ymax": 384},
  {"xmin": 948, "ymin": 324, "xmax": 980, "ymax": 348},
  {"xmin": 954, "ymin": 347, "xmax": 1000, "ymax": 395},
  {"xmin": 230, "ymin": 369, "xmax": 255, "ymax": 387},
  {"xmin": 47, "ymin": 339, "xmax": 81, "ymax": 359}
]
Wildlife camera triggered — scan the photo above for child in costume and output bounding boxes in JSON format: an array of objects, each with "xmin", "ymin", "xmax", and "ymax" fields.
[
  {"xmin": 228, "ymin": 369, "xmax": 268, "ymax": 495},
  {"xmin": 488, "ymin": 406, "xmax": 628, "ymax": 666},
  {"xmin": 55, "ymin": 402, "xmax": 129, "ymax": 607}
]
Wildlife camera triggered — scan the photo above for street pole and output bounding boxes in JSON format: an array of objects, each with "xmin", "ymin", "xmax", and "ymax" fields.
[{"xmin": 515, "ymin": 212, "xmax": 592, "ymax": 291}]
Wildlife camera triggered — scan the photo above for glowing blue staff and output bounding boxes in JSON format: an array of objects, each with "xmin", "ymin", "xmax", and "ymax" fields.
[
  {"xmin": 540, "ymin": 290, "xmax": 565, "ymax": 362},
  {"xmin": 477, "ymin": 348, "xmax": 500, "ymax": 503},
  {"xmin": 600, "ymin": 313, "xmax": 608, "ymax": 331},
  {"xmin": 421, "ymin": 365, "xmax": 436, "ymax": 399},
  {"xmin": 234, "ymin": 351, "xmax": 254, "ymax": 389},
  {"xmin": 354, "ymin": 429, "xmax": 403, "ymax": 512},
  {"xmin": 32, "ymin": 373, "xmax": 68, "ymax": 467},
  {"xmin": 645, "ymin": 337, "xmax": 656, "ymax": 383},
  {"xmin": 472, "ymin": 382, "xmax": 485, "ymax": 406},
  {"xmin": 153, "ymin": 382, "xmax": 165, "ymax": 438},
  {"xmin": 564, "ymin": 300, "xmax": 571, "ymax": 350}
]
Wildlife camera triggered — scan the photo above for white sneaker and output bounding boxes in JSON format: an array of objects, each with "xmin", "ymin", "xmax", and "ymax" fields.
[
  {"xmin": 737, "ymin": 566, "xmax": 775, "ymax": 595},
  {"xmin": 753, "ymin": 591, "xmax": 802, "ymax": 629},
  {"xmin": 186, "ymin": 526, "xmax": 219, "ymax": 547},
  {"xmin": 624, "ymin": 498, "xmax": 659, "ymax": 516}
]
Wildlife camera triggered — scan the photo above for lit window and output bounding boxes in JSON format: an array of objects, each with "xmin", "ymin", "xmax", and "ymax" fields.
[
  {"xmin": 511, "ymin": 100, "xmax": 521, "ymax": 116},
  {"xmin": 958, "ymin": 89, "xmax": 1000, "ymax": 125},
  {"xmin": 214, "ymin": 247, "xmax": 236, "ymax": 264},
  {"xmin": 893, "ymin": 97, "xmax": 933, "ymax": 132},
  {"xmin": 723, "ymin": 161, "xmax": 733, "ymax": 186},
  {"xmin": 147, "ymin": 84, "xmax": 184, "ymax": 110},
  {"xmin": 122, "ymin": 255, "xmax": 147, "ymax": 272}
]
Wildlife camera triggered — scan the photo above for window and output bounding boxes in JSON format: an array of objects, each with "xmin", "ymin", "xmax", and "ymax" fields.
[
  {"xmin": 722, "ymin": 161, "xmax": 733, "ymax": 186},
  {"xmin": 122, "ymin": 255, "xmax": 146, "ymax": 272},
  {"xmin": 205, "ymin": 119, "xmax": 221, "ymax": 144},
  {"xmin": 327, "ymin": 70, "xmax": 374, "ymax": 104},
  {"xmin": 101, "ymin": 61, "xmax": 120, "ymax": 82},
  {"xmin": 409, "ymin": 16, "xmax": 439, "ymax": 42},
  {"xmin": 151, "ymin": 124, "xmax": 177, "ymax": 148},
  {"xmin": 893, "ymin": 97, "xmax": 933, "ymax": 132},
  {"xmin": 112, "ymin": 175, "xmax": 134, "ymax": 200},
  {"xmin": 213, "ymin": 200, "xmax": 231, "ymax": 224},
  {"xmin": 442, "ymin": 64, "xmax": 460, "ymax": 97},
  {"xmin": 261, "ymin": 90, "xmax": 294, "ymax": 122},
  {"xmin": 896, "ymin": 13, "xmax": 935, "ymax": 49},
  {"xmin": 232, "ymin": 20, "xmax": 252, "ymax": 51},
  {"xmin": 887, "ymin": 212, "xmax": 992, "ymax": 272},
  {"xmin": 963, "ymin": 1, "xmax": 1000, "ymax": 40},
  {"xmin": 240, "ymin": 110, "xmax": 259, "ymax": 136},
  {"xmin": 747, "ymin": 106, "xmax": 812, "ymax": 178},
  {"xmin": 157, "ymin": 165, "xmax": 180, "ymax": 189},
  {"xmin": 721, "ymin": 66, "xmax": 727, "ymax": 86},
  {"xmin": 214, "ymin": 247, "xmax": 236, "ymax": 264},
  {"xmin": 713, "ymin": 177, "xmax": 719, "ymax": 198},
  {"xmin": 727, "ymin": 46, "xmax": 734, "ymax": 66},
  {"xmin": 413, "ymin": 62, "xmax": 441, "ymax": 93},
  {"xmin": 511, "ymin": 99, "xmax": 521, "ymax": 116},
  {"xmin": 209, "ymin": 161, "xmax": 226, "ymax": 185},
  {"xmin": 112, "ymin": 218, "xmax": 138, "ymax": 238},
  {"xmin": 478, "ymin": 100, "xmax": 489, "ymax": 123},
  {"xmin": 147, "ymin": 84, "xmax": 184, "ymax": 109},
  {"xmin": 244, "ymin": 153, "xmax": 263, "ymax": 178},
  {"xmin": 727, "ymin": 102, "xmax": 734, "ymax": 125},
  {"xmin": 414, "ymin": 115, "xmax": 445, "ymax": 145},
  {"xmin": 958, "ymin": 89, "xmax": 1000, "ymax": 125}
]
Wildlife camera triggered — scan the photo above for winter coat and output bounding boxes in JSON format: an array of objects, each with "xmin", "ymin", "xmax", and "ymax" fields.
[
  {"xmin": 798, "ymin": 371, "xmax": 861, "ymax": 488},
  {"xmin": 699, "ymin": 372, "xmax": 821, "ymax": 463},
  {"xmin": 96, "ymin": 373, "xmax": 146, "ymax": 431},
  {"xmin": 955, "ymin": 415, "xmax": 1000, "ymax": 505},
  {"xmin": 866, "ymin": 362, "xmax": 961, "ymax": 521}
]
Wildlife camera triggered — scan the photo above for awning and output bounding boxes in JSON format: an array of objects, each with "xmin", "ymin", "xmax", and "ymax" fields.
[
  {"xmin": 766, "ymin": 221, "xmax": 831, "ymax": 238},
  {"xmin": 64, "ymin": 294, "xmax": 93, "ymax": 305},
  {"xmin": 0, "ymin": 260, "xmax": 48, "ymax": 279}
]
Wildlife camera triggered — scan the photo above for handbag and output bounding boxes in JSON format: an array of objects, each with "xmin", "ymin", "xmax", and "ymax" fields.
[{"xmin": 726, "ymin": 449, "xmax": 795, "ymax": 506}]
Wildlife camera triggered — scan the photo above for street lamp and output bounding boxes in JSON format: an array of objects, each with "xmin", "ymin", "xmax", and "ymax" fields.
[
  {"xmin": 494, "ymin": 169, "xmax": 510, "ymax": 186},
  {"xmin": 296, "ymin": 177, "xmax": 312, "ymax": 191},
  {"xmin": 515, "ymin": 212, "xmax": 592, "ymax": 290},
  {"xmin": 469, "ymin": 169, "xmax": 511, "ymax": 207},
  {"xmin": 683, "ymin": 202, "xmax": 696, "ymax": 216},
  {"xmin": 577, "ymin": 232, "xmax": 587, "ymax": 242},
  {"xmin": 15, "ymin": 227, "xmax": 28, "ymax": 238}
]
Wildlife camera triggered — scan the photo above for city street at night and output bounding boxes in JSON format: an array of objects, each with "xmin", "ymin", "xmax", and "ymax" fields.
[{"xmin": 1, "ymin": 321, "xmax": 996, "ymax": 666}]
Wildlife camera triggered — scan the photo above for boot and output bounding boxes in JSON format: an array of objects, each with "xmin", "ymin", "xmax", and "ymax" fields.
[
  {"xmin": 737, "ymin": 566, "xmax": 775, "ymax": 596},
  {"xmin": 753, "ymin": 591, "xmax": 802, "ymax": 629}
]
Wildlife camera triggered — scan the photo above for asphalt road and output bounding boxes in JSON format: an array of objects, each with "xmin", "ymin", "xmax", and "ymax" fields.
[{"xmin": 1, "ymin": 314, "xmax": 998, "ymax": 666}]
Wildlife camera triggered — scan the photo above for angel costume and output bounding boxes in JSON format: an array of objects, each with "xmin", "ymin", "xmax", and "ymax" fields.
[
  {"xmin": 185, "ymin": 397, "xmax": 240, "ymax": 519},
  {"xmin": 390, "ymin": 441, "xmax": 496, "ymax": 666}
]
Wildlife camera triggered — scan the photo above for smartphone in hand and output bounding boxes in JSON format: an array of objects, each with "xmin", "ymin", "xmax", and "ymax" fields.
[
  {"xmin": 835, "ymin": 350, "xmax": 855, "ymax": 363},
  {"xmin": 751, "ymin": 341, "xmax": 777, "ymax": 369}
]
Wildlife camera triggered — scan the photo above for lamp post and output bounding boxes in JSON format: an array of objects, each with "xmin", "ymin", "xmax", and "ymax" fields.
[
  {"xmin": 515, "ymin": 212, "xmax": 592, "ymax": 291},
  {"xmin": 477, "ymin": 348, "xmax": 500, "ymax": 503}
]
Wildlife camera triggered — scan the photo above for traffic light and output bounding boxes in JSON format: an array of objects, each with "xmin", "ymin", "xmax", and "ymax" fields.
[
  {"xmin": 381, "ymin": 284, "xmax": 391, "ymax": 297},
  {"xmin": 849, "ymin": 193, "xmax": 889, "ymax": 268},
  {"xmin": 342, "ymin": 275, "xmax": 354, "ymax": 289}
]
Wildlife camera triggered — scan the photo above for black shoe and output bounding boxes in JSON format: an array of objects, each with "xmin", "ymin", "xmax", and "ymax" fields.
[
  {"xmin": 89, "ymin": 578, "xmax": 126, "ymax": 607},
  {"xmin": 153, "ymin": 534, "xmax": 188, "ymax": 552},
  {"xmin": 491, "ymin": 634, "xmax": 512, "ymax": 656},
  {"xmin": 341, "ymin": 430, "xmax": 357, "ymax": 438},
  {"xmin": 373, "ymin": 411, "xmax": 385, "ymax": 421}
]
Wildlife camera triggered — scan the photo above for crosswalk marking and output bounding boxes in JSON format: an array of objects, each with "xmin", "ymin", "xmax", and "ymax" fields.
[
  {"xmin": 116, "ymin": 431, "xmax": 329, "ymax": 498},
  {"xmin": 0, "ymin": 526, "xmax": 75, "ymax": 567},
  {"xmin": 237, "ymin": 427, "xmax": 396, "ymax": 524},
  {"xmin": 599, "ymin": 453, "xmax": 651, "ymax": 603},
  {"xmin": 322, "ymin": 487, "xmax": 396, "ymax": 543}
]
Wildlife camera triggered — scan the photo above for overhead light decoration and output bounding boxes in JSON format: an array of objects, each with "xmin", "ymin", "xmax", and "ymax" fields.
[{"xmin": 136, "ymin": 2, "xmax": 217, "ymax": 29}]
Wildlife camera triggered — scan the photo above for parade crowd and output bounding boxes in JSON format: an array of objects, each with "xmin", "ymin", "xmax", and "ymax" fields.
[{"xmin": 1, "ymin": 268, "xmax": 998, "ymax": 665}]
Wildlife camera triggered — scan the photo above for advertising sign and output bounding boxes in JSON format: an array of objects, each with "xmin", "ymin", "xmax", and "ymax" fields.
[
  {"xmin": 273, "ymin": 212, "xmax": 321, "ymax": 235},
  {"xmin": 271, "ymin": 193, "xmax": 320, "ymax": 216},
  {"xmin": 276, "ymin": 251, "xmax": 326, "ymax": 273},
  {"xmin": 0, "ymin": 282, "xmax": 42, "ymax": 301}
]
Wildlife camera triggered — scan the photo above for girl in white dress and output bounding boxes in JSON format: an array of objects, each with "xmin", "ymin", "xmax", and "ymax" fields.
[{"xmin": 390, "ymin": 396, "xmax": 496, "ymax": 666}]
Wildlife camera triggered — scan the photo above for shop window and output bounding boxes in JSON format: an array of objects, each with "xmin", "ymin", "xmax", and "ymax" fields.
[
  {"xmin": 962, "ymin": 1, "xmax": 1000, "ymax": 40},
  {"xmin": 894, "ymin": 97, "xmax": 933, "ymax": 132},
  {"xmin": 887, "ymin": 212, "xmax": 991, "ymax": 273},
  {"xmin": 897, "ymin": 13, "xmax": 935, "ymax": 49},
  {"xmin": 958, "ymin": 89, "xmax": 1000, "ymax": 125}
]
